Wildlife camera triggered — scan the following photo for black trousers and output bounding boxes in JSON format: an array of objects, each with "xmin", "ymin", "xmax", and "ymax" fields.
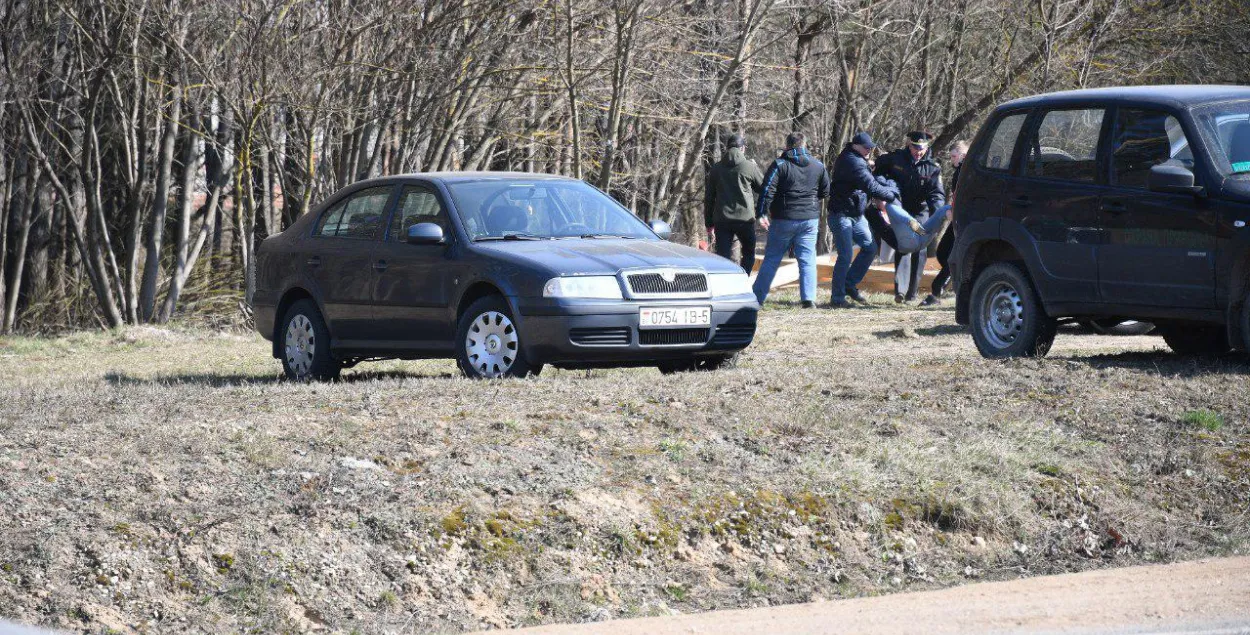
[
  {"xmin": 715, "ymin": 219, "xmax": 757, "ymax": 274},
  {"xmin": 893, "ymin": 210, "xmax": 929, "ymax": 299},
  {"xmin": 931, "ymin": 227, "xmax": 954, "ymax": 297}
]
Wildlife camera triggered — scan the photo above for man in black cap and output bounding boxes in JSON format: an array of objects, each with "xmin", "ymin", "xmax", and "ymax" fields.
[
  {"xmin": 705, "ymin": 133, "xmax": 764, "ymax": 273},
  {"xmin": 874, "ymin": 130, "xmax": 946, "ymax": 303},
  {"xmin": 828, "ymin": 131, "xmax": 899, "ymax": 307}
]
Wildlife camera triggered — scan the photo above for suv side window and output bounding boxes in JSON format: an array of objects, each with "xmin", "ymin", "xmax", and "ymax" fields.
[
  {"xmin": 389, "ymin": 186, "xmax": 448, "ymax": 241},
  {"xmin": 1024, "ymin": 109, "xmax": 1105, "ymax": 182},
  {"xmin": 1111, "ymin": 109, "xmax": 1192, "ymax": 189},
  {"xmin": 978, "ymin": 113, "xmax": 1027, "ymax": 171},
  {"xmin": 316, "ymin": 186, "xmax": 392, "ymax": 239}
]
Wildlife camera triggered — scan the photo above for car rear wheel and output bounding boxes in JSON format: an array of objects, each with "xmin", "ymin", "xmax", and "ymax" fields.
[
  {"xmin": 280, "ymin": 299, "xmax": 341, "ymax": 381},
  {"xmin": 970, "ymin": 262, "xmax": 1056, "ymax": 358},
  {"xmin": 1158, "ymin": 324, "xmax": 1230, "ymax": 355},
  {"xmin": 657, "ymin": 353, "xmax": 739, "ymax": 374},
  {"xmin": 456, "ymin": 296, "xmax": 542, "ymax": 379}
]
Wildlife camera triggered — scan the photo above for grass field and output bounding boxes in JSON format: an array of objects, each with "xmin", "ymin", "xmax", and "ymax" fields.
[{"xmin": 1, "ymin": 293, "xmax": 1247, "ymax": 633}]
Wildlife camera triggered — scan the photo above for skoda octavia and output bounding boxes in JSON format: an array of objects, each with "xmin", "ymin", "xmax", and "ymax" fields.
[{"xmin": 252, "ymin": 173, "xmax": 759, "ymax": 380}]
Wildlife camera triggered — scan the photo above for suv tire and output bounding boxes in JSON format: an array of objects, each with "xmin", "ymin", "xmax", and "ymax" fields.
[
  {"xmin": 657, "ymin": 353, "xmax": 739, "ymax": 374},
  {"xmin": 1158, "ymin": 324, "xmax": 1230, "ymax": 355},
  {"xmin": 970, "ymin": 262, "xmax": 1057, "ymax": 358},
  {"xmin": 456, "ymin": 296, "xmax": 542, "ymax": 379},
  {"xmin": 280, "ymin": 299, "xmax": 341, "ymax": 381}
]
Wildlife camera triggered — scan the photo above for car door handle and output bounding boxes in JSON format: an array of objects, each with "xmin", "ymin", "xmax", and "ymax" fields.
[
  {"xmin": 373, "ymin": 260, "xmax": 388, "ymax": 273},
  {"xmin": 1010, "ymin": 196, "xmax": 1031, "ymax": 208},
  {"xmin": 306, "ymin": 256, "xmax": 321, "ymax": 267}
]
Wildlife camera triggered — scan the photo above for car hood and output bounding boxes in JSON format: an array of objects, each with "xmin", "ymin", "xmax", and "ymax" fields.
[{"xmin": 473, "ymin": 238, "xmax": 744, "ymax": 276}]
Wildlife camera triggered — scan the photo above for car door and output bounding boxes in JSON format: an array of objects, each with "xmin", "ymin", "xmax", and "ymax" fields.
[
  {"xmin": 370, "ymin": 184, "xmax": 456, "ymax": 348},
  {"xmin": 306, "ymin": 185, "xmax": 396, "ymax": 342},
  {"xmin": 1010, "ymin": 107, "xmax": 1107, "ymax": 303},
  {"xmin": 1098, "ymin": 107, "xmax": 1217, "ymax": 308}
]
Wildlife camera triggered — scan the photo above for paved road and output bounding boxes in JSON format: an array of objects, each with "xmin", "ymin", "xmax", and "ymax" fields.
[{"xmin": 501, "ymin": 557, "xmax": 1250, "ymax": 634}]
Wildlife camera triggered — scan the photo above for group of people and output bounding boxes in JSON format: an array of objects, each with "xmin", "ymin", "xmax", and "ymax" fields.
[{"xmin": 704, "ymin": 130, "xmax": 968, "ymax": 308}]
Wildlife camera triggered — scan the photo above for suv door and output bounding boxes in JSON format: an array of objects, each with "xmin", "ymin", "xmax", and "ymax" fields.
[
  {"xmin": 307, "ymin": 185, "xmax": 396, "ymax": 342},
  {"xmin": 371, "ymin": 184, "xmax": 456, "ymax": 348},
  {"xmin": 1011, "ymin": 107, "xmax": 1108, "ymax": 304},
  {"xmin": 1098, "ymin": 107, "xmax": 1216, "ymax": 308}
]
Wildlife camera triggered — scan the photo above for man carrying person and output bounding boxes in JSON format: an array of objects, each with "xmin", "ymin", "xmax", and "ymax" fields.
[
  {"xmin": 751, "ymin": 132, "xmax": 829, "ymax": 308},
  {"xmin": 874, "ymin": 130, "xmax": 946, "ymax": 304},
  {"xmin": 920, "ymin": 139, "xmax": 968, "ymax": 306},
  {"xmin": 704, "ymin": 133, "xmax": 764, "ymax": 274},
  {"xmin": 828, "ymin": 131, "xmax": 899, "ymax": 307}
]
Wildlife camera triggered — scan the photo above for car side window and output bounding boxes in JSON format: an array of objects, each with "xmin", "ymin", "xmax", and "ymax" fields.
[
  {"xmin": 315, "ymin": 186, "xmax": 392, "ymax": 239},
  {"xmin": 978, "ymin": 113, "xmax": 1027, "ymax": 171},
  {"xmin": 1024, "ymin": 109, "xmax": 1105, "ymax": 182},
  {"xmin": 390, "ymin": 186, "xmax": 448, "ymax": 241},
  {"xmin": 1111, "ymin": 109, "xmax": 1192, "ymax": 189}
]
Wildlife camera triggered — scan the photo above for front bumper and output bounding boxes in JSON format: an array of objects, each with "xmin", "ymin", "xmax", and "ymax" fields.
[{"xmin": 515, "ymin": 295, "xmax": 759, "ymax": 366}]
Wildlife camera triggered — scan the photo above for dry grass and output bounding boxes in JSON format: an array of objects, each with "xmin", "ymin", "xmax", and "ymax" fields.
[{"xmin": 1, "ymin": 292, "xmax": 1247, "ymax": 633}]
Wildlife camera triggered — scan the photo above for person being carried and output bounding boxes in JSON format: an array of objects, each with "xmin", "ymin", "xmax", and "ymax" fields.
[
  {"xmin": 827, "ymin": 131, "xmax": 899, "ymax": 308},
  {"xmin": 864, "ymin": 176, "xmax": 948, "ymax": 254},
  {"xmin": 751, "ymin": 132, "xmax": 830, "ymax": 308},
  {"xmin": 704, "ymin": 133, "xmax": 764, "ymax": 274}
]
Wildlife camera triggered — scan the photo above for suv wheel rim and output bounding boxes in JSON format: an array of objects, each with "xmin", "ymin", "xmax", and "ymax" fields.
[
  {"xmin": 981, "ymin": 281, "xmax": 1024, "ymax": 349},
  {"xmin": 285, "ymin": 314, "xmax": 315, "ymax": 377},
  {"xmin": 466, "ymin": 311, "xmax": 518, "ymax": 378}
]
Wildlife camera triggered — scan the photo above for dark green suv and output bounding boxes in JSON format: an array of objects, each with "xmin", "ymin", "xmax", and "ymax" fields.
[{"xmin": 952, "ymin": 85, "xmax": 1250, "ymax": 358}]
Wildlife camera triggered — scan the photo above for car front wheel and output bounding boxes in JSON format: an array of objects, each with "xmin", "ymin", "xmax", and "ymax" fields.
[
  {"xmin": 280, "ymin": 299, "xmax": 341, "ymax": 381},
  {"xmin": 455, "ymin": 296, "xmax": 542, "ymax": 379},
  {"xmin": 969, "ymin": 262, "xmax": 1056, "ymax": 359}
]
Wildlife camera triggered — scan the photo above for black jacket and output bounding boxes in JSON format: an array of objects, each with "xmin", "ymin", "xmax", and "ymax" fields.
[
  {"xmin": 757, "ymin": 148, "xmax": 829, "ymax": 221},
  {"xmin": 704, "ymin": 147, "xmax": 765, "ymax": 227},
  {"xmin": 873, "ymin": 148, "xmax": 945, "ymax": 216},
  {"xmin": 829, "ymin": 145, "xmax": 898, "ymax": 217}
]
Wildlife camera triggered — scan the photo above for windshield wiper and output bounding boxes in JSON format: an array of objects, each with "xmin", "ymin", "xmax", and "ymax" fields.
[
  {"xmin": 476, "ymin": 233, "xmax": 547, "ymax": 241},
  {"xmin": 577, "ymin": 233, "xmax": 637, "ymax": 239}
]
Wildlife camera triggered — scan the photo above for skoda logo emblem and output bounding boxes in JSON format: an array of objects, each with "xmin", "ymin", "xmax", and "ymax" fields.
[{"xmin": 660, "ymin": 269, "xmax": 677, "ymax": 283}]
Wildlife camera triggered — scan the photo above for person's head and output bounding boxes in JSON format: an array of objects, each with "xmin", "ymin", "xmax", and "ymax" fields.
[
  {"xmin": 850, "ymin": 131, "xmax": 876, "ymax": 158},
  {"xmin": 785, "ymin": 132, "xmax": 806, "ymax": 151},
  {"xmin": 725, "ymin": 133, "xmax": 746, "ymax": 151},
  {"xmin": 949, "ymin": 140, "xmax": 969, "ymax": 167},
  {"xmin": 906, "ymin": 130, "xmax": 934, "ymax": 160}
]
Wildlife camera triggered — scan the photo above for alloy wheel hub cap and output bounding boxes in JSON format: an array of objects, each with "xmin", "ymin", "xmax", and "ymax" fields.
[{"xmin": 465, "ymin": 311, "xmax": 518, "ymax": 378}]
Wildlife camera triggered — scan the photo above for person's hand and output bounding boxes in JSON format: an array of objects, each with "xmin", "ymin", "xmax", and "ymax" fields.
[
  {"xmin": 758, "ymin": 216, "xmax": 770, "ymax": 230},
  {"xmin": 875, "ymin": 199, "xmax": 887, "ymax": 212},
  {"xmin": 705, "ymin": 226, "xmax": 715, "ymax": 246}
]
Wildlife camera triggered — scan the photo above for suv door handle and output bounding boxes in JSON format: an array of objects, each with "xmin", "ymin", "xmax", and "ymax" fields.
[
  {"xmin": 1010, "ymin": 196, "xmax": 1031, "ymax": 208},
  {"xmin": 373, "ymin": 260, "xmax": 388, "ymax": 273},
  {"xmin": 306, "ymin": 256, "xmax": 321, "ymax": 267}
]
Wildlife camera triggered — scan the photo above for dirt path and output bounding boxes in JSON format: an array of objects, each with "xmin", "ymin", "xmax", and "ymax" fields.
[{"xmin": 506, "ymin": 557, "xmax": 1250, "ymax": 634}]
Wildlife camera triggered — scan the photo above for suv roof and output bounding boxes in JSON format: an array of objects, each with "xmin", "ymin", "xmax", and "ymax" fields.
[{"xmin": 997, "ymin": 84, "xmax": 1250, "ymax": 111}]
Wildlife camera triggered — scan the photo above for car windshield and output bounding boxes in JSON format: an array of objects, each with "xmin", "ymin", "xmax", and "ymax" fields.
[
  {"xmin": 1192, "ymin": 100, "xmax": 1250, "ymax": 178},
  {"xmin": 445, "ymin": 179, "xmax": 656, "ymax": 241}
]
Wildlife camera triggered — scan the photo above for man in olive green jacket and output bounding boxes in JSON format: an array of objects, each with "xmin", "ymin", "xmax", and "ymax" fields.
[{"xmin": 705, "ymin": 134, "xmax": 765, "ymax": 273}]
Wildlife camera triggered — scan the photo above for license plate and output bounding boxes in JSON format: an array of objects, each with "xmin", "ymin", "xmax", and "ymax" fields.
[{"xmin": 638, "ymin": 306, "xmax": 711, "ymax": 328}]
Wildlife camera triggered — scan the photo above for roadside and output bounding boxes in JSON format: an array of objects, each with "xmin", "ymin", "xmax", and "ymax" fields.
[{"xmin": 502, "ymin": 556, "xmax": 1250, "ymax": 634}]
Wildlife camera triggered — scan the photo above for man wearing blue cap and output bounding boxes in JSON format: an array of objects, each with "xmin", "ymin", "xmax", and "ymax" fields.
[{"xmin": 827, "ymin": 132, "xmax": 899, "ymax": 307}]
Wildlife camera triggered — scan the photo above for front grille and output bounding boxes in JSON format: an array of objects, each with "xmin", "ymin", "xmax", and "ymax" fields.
[
  {"xmin": 626, "ymin": 271, "xmax": 707, "ymax": 296},
  {"xmin": 569, "ymin": 326, "xmax": 631, "ymax": 347},
  {"xmin": 711, "ymin": 323, "xmax": 756, "ymax": 345},
  {"xmin": 638, "ymin": 328, "xmax": 709, "ymax": 346}
]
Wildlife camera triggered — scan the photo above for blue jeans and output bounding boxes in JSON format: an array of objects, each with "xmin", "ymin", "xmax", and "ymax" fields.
[
  {"xmin": 831, "ymin": 213, "xmax": 877, "ymax": 303},
  {"xmin": 752, "ymin": 218, "xmax": 818, "ymax": 304},
  {"xmin": 884, "ymin": 202, "xmax": 949, "ymax": 253}
]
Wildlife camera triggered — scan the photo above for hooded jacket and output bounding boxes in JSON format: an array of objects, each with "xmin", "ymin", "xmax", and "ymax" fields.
[
  {"xmin": 704, "ymin": 146, "xmax": 765, "ymax": 227},
  {"xmin": 829, "ymin": 144, "xmax": 898, "ymax": 217},
  {"xmin": 757, "ymin": 147, "xmax": 830, "ymax": 222},
  {"xmin": 873, "ymin": 148, "xmax": 945, "ymax": 216}
]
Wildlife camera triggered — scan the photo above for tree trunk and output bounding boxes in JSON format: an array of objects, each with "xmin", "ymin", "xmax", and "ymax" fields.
[{"xmin": 139, "ymin": 84, "xmax": 183, "ymax": 322}]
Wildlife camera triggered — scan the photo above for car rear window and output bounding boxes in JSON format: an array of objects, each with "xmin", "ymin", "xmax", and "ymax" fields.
[
  {"xmin": 316, "ymin": 186, "xmax": 393, "ymax": 239},
  {"xmin": 978, "ymin": 113, "xmax": 1027, "ymax": 171},
  {"xmin": 1024, "ymin": 108, "xmax": 1105, "ymax": 182}
]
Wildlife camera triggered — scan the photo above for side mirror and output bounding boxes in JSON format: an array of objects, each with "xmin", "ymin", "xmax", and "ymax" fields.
[
  {"xmin": 1149, "ymin": 164, "xmax": 1204, "ymax": 196},
  {"xmin": 406, "ymin": 222, "xmax": 446, "ymax": 245},
  {"xmin": 648, "ymin": 219, "xmax": 672, "ymax": 240}
]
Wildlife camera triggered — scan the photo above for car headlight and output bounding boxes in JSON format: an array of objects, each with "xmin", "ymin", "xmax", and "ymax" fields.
[
  {"xmin": 707, "ymin": 272, "xmax": 753, "ymax": 297},
  {"xmin": 542, "ymin": 276, "xmax": 624, "ymax": 299}
]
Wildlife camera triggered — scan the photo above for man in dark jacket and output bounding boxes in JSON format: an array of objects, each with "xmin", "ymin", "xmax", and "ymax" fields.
[
  {"xmin": 921, "ymin": 139, "xmax": 968, "ymax": 306},
  {"xmin": 874, "ymin": 130, "xmax": 946, "ymax": 303},
  {"xmin": 751, "ymin": 132, "xmax": 830, "ymax": 307},
  {"xmin": 705, "ymin": 134, "xmax": 764, "ymax": 273},
  {"xmin": 828, "ymin": 131, "xmax": 898, "ymax": 307}
]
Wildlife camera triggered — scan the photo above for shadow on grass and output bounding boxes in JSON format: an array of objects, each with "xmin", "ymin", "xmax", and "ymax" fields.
[
  {"xmin": 104, "ymin": 369, "xmax": 455, "ymax": 387},
  {"xmin": 1063, "ymin": 351, "xmax": 1250, "ymax": 377}
]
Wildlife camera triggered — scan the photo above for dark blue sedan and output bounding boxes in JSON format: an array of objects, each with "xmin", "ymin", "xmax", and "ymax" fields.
[{"xmin": 253, "ymin": 173, "xmax": 759, "ymax": 380}]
